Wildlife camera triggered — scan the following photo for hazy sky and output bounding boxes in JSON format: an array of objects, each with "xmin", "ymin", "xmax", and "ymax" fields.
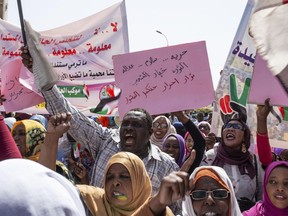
[{"xmin": 6, "ymin": 0, "xmax": 247, "ymax": 89}]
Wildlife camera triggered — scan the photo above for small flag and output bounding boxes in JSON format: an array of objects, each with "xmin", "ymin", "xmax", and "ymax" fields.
[
  {"xmin": 90, "ymin": 86, "xmax": 121, "ymax": 115},
  {"xmin": 82, "ymin": 84, "xmax": 90, "ymax": 99}
]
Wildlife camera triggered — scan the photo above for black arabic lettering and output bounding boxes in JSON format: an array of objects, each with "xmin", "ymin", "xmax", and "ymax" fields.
[
  {"xmin": 126, "ymin": 91, "xmax": 140, "ymax": 104},
  {"xmin": 142, "ymin": 83, "xmax": 157, "ymax": 98},
  {"xmin": 145, "ymin": 57, "xmax": 158, "ymax": 66},
  {"xmin": 133, "ymin": 71, "xmax": 151, "ymax": 86}
]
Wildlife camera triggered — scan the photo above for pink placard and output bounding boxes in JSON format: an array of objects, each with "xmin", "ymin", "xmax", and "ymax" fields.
[
  {"xmin": 1, "ymin": 59, "xmax": 44, "ymax": 112},
  {"xmin": 113, "ymin": 41, "xmax": 215, "ymax": 118},
  {"xmin": 248, "ymin": 54, "xmax": 288, "ymax": 106}
]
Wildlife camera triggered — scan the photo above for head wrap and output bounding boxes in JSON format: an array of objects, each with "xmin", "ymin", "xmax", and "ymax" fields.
[
  {"xmin": 30, "ymin": 114, "xmax": 48, "ymax": 129},
  {"xmin": 273, "ymin": 148, "xmax": 285, "ymax": 157},
  {"xmin": 173, "ymin": 121, "xmax": 187, "ymax": 138},
  {"xmin": 150, "ymin": 115, "xmax": 176, "ymax": 149},
  {"xmin": 11, "ymin": 119, "xmax": 46, "ymax": 161},
  {"xmin": 4, "ymin": 117, "xmax": 16, "ymax": 131},
  {"xmin": 0, "ymin": 115, "xmax": 21, "ymax": 160},
  {"xmin": 78, "ymin": 152, "xmax": 152, "ymax": 216},
  {"xmin": 0, "ymin": 159, "xmax": 85, "ymax": 216},
  {"xmin": 243, "ymin": 161, "xmax": 288, "ymax": 216},
  {"xmin": 182, "ymin": 166, "xmax": 241, "ymax": 216},
  {"xmin": 212, "ymin": 118, "xmax": 256, "ymax": 179},
  {"xmin": 163, "ymin": 133, "xmax": 186, "ymax": 167}
]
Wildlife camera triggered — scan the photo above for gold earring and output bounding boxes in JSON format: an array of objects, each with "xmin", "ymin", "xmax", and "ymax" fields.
[{"xmin": 241, "ymin": 144, "xmax": 247, "ymax": 153}]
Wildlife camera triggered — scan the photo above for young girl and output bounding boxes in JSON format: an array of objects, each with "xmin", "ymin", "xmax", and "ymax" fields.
[{"xmin": 243, "ymin": 161, "xmax": 288, "ymax": 215}]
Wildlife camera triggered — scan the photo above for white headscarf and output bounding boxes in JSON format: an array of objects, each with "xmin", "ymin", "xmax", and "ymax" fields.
[
  {"xmin": 182, "ymin": 166, "xmax": 241, "ymax": 216},
  {"xmin": 150, "ymin": 115, "xmax": 176, "ymax": 149},
  {"xmin": 0, "ymin": 159, "xmax": 86, "ymax": 216}
]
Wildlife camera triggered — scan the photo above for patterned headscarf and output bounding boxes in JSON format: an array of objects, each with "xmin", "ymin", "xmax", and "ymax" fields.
[
  {"xmin": 182, "ymin": 166, "xmax": 241, "ymax": 216},
  {"xmin": 11, "ymin": 120, "xmax": 46, "ymax": 161},
  {"xmin": 78, "ymin": 152, "xmax": 152, "ymax": 216},
  {"xmin": 243, "ymin": 161, "xmax": 288, "ymax": 216}
]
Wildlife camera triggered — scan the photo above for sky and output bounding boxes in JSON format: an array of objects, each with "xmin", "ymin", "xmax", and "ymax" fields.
[{"xmin": 6, "ymin": 0, "xmax": 247, "ymax": 89}]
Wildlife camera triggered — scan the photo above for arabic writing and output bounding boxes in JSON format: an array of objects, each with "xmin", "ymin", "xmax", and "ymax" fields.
[
  {"xmin": 5, "ymin": 76, "xmax": 34, "ymax": 102},
  {"xmin": 59, "ymin": 69, "xmax": 115, "ymax": 81},
  {"xmin": 52, "ymin": 60, "xmax": 88, "ymax": 70},
  {"xmin": 125, "ymin": 71, "xmax": 196, "ymax": 104},
  {"xmin": 87, "ymin": 42, "xmax": 112, "ymax": 54},
  {"xmin": 232, "ymin": 41, "xmax": 255, "ymax": 67}
]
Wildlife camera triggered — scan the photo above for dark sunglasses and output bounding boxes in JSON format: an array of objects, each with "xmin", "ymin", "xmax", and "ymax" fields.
[
  {"xmin": 224, "ymin": 123, "xmax": 244, "ymax": 131},
  {"xmin": 190, "ymin": 189, "xmax": 229, "ymax": 200},
  {"xmin": 153, "ymin": 122, "xmax": 168, "ymax": 129}
]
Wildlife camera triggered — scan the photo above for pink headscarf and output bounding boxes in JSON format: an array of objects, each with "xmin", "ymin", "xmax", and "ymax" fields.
[{"xmin": 243, "ymin": 161, "xmax": 288, "ymax": 216}]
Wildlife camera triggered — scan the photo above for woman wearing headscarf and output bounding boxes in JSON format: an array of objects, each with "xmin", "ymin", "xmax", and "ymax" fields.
[
  {"xmin": 150, "ymin": 115, "xmax": 176, "ymax": 149},
  {"xmin": 182, "ymin": 166, "xmax": 241, "ymax": 216},
  {"xmin": 40, "ymin": 112, "xmax": 173, "ymax": 216},
  {"xmin": 11, "ymin": 119, "xmax": 46, "ymax": 161},
  {"xmin": 78, "ymin": 152, "xmax": 159, "ymax": 216},
  {"xmin": 162, "ymin": 133, "xmax": 186, "ymax": 167},
  {"xmin": 12, "ymin": 119, "xmax": 75, "ymax": 183},
  {"xmin": 243, "ymin": 161, "xmax": 288, "ymax": 216},
  {"xmin": 207, "ymin": 117, "xmax": 264, "ymax": 212}
]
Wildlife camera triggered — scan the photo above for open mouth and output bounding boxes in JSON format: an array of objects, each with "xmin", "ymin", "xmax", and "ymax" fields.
[
  {"xmin": 124, "ymin": 134, "xmax": 135, "ymax": 145},
  {"xmin": 113, "ymin": 191, "xmax": 128, "ymax": 201},
  {"xmin": 225, "ymin": 133, "xmax": 235, "ymax": 140},
  {"xmin": 203, "ymin": 212, "xmax": 218, "ymax": 216}
]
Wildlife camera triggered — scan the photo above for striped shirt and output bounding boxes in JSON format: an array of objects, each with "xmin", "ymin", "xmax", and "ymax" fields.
[{"xmin": 42, "ymin": 86, "xmax": 180, "ymax": 194}]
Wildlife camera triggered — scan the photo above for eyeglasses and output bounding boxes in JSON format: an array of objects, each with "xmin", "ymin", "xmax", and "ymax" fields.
[
  {"xmin": 153, "ymin": 122, "xmax": 168, "ymax": 129},
  {"xmin": 224, "ymin": 123, "xmax": 244, "ymax": 131},
  {"xmin": 190, "ymin": 189, "xmax": 229, "ymax": 200}
]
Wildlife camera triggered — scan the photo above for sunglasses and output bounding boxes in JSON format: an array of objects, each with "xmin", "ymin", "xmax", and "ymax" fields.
[
  {"xmin": 153, "ymin": 122, "xmax": 168, "ymax": 129},
  {"xmin": 224, "ymin": 123, "xmax": 244, "ymax": 131},
  {"xmin": 190, "ymin": 189, "xmax": 229, "ymax": 200}
]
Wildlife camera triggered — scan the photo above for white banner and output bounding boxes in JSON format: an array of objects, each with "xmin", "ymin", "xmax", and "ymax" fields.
[{"xmin": 0, "ymin": 1, "xmax": 129, "ymax": 115}]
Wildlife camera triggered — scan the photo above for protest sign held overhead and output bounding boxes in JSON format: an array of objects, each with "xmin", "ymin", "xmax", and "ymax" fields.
[{"xmin": 113, "ymin": 41, "xmax": 215, "ymax": 119}]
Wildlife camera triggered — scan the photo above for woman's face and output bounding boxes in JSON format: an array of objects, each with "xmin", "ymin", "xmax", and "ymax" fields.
[
  {"xmin": 222, "ymin": 120, "xmax": 245, "ymax": 150},
  {"xmin": 152, "ymin": 117, "xmax": 168, "ymax": 139},
  {"xmin": 266, "ymin": 166, "xmax": 288, "ymax": 209},
  {"xmin": 198, "ymin": 124, "xmax": 210, "ymax": 136},
  {"xmin": 105, "ymin": 163, "xmax": 132, "ymax": 206},
  {"xmin": 185, "ymin": 134, "xmax": 194, "ymax": 152},
  {"xmin": 162, "ymin": 136, "xmax": 180, "ymax": 162},
  {"xmin": 191, "ymin": 176, "xmax": 229, "ymax": 216},
  {"xmin": 12, "ymin": 123, "xmax": 26, "ymax": 156}
]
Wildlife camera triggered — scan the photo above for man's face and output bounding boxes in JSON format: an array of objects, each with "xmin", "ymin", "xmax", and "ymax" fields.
[{"xmin": 120, "ymin": 111, "xmax": 152, "ymax": 157}]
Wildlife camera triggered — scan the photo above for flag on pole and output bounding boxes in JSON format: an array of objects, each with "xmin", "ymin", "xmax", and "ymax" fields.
[{"xmin": 249, "ymin": 0, "xmax": 288, "ymax": 93}]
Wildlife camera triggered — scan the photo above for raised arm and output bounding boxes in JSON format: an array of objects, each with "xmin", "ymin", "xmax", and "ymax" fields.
[
  {"xmin": 256, "ymin": 98, "xmax": 272, "ymax": 167},
  {"xmin": 21, "ymin": 46, "xmax": 113, "ymax": 157},
  {"xmin": 172, "ymin": 111, "xmax": 206, "ymax": 174},
  {"xmin": 38, "ymin": 112, "xmax": 71, "ymax": 170}
]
